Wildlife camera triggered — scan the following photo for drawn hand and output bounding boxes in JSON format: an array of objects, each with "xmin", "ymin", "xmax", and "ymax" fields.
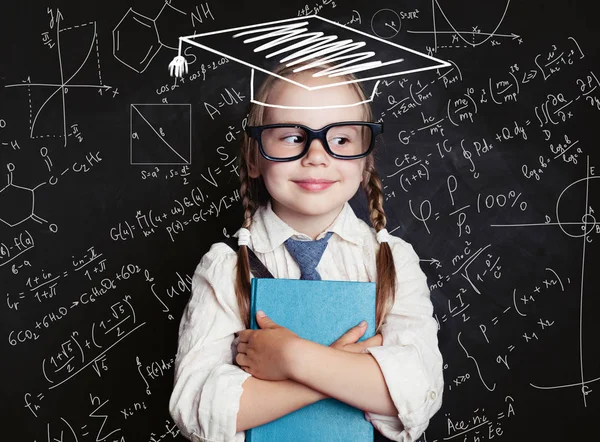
[
  {"xmin": 168, "ymin": 55, "xmax": 188, "ymax": 78},
  {"xmin": 236, "ymin": 311, "xmax": 300, "ymax": 381},
  {"xmin": 330, "ymin": 321, "xmax": 382, "ymax": 354}
]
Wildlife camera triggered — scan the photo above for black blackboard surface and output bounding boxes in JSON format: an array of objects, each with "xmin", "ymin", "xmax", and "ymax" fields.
[{"xmin": 2, "ymin": 1, "xmax": 599, "ymax": 441}]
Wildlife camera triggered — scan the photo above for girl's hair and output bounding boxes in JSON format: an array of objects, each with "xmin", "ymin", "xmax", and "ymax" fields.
[{"xmin": 234, "ymin": 63, "xmax": 397, "ymax": 333}]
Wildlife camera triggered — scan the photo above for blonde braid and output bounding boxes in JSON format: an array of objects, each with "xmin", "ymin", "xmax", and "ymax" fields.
[
  {"xmin": 363, "ymin": 161, "xmax": 397, "ymax": 332},
  {"xmin": 234, "ymin": 154, "xmax": 257, "ymax": 328}
]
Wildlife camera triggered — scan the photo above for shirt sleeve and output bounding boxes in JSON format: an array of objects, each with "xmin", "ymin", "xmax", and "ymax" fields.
[
  {"xmin": 169, "ymin": 242, "xmax": 251, "ymax": 442},
  {"xmin": 364, "ymin": 238, "xmax": 444, "ymax": 442}
]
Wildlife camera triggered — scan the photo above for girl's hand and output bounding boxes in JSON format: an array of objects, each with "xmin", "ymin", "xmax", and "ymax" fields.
[
  {"xmin": 330, "ymin": 321, "xmax": 382, "ymax": 354},
  {"xmin": 236, "ymin": 311, "xmax": 300, "ymax": 381}
]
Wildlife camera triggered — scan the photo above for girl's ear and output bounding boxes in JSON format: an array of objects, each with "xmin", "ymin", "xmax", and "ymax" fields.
[
  {"xmin": 248, "ymin": 162, "xmax": 260, "ymax": 179},
  {"xmin": 247, "ymin": 140, "xmax": 261, "ymax": 178},
  {"xmin": 247, "ymin": 156, "xmax": 261, "ymax": 178},
  {"xmin": 360, "ymin": 158, "xmax": 369, "ymax": 183}
]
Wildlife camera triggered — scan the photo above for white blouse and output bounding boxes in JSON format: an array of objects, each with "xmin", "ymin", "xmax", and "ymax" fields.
[{"xmin": 169, "ymin": 201, "xmax": 444, "ymax": 442}]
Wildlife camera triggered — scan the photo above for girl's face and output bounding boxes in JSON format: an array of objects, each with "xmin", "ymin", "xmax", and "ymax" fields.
[{"xmin": 249, "ymin": 72, "xmax": 367, "ymax": 235}]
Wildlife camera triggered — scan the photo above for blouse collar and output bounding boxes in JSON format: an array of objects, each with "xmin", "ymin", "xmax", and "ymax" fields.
[{"xmin": 245, "ymin": 200, "xmax": 365, "ymax": 253}]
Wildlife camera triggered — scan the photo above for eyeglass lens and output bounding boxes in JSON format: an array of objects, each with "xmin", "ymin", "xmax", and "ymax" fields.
[{"xmin": 260, "ymin": 125, "xmax": 371, "ymax": 159}]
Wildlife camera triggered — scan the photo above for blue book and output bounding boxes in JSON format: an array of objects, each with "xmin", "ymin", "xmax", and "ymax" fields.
[{"xmin": 247, "ymin": 278, "xmax": 376, "ymax": 442}]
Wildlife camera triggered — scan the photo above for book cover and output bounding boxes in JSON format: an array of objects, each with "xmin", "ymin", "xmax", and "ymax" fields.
[{"xmin": 247, "ymin": 278, "xmax": 376, "ymax": 442}]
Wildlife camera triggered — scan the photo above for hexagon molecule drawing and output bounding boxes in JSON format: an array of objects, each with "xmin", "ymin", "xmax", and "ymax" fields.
[
  {"xmin": 113, "ymin": 2, "xmax": 214, "ymax": 73},
  {"xmin": 0, "ymin": 164, "xmax": 56, "ymax": 232}
]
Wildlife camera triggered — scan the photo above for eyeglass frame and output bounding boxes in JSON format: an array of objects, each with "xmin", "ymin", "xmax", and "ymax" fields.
[{"xmin": 245, "ymin": 121, "xmax": 384, "ymax": 162}]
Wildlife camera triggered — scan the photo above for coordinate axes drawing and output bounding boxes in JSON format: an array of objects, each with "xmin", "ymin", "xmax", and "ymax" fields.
[
  {"xmin": 406, "ymin": 0, "xmax": 522, "ymax": 53},
  {"xmin": 4, "ymin": 9, "xmax": 113, "ymax": 147}
]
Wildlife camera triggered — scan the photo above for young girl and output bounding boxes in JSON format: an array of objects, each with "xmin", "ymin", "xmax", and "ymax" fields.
[{"xmin": 169, "ymin": 63, "xmax": 444, "ymax": 442}]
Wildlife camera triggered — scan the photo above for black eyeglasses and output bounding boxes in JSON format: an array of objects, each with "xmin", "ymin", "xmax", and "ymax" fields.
[{"xmin": 245, "ymin": 121, "xmax": 384, "ymax": 162}]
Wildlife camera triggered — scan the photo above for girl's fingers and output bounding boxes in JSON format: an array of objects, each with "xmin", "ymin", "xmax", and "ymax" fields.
[
  {"xmin": 237, "ymin": 329, "xmax": 252, "ymax": 342},
  {"xmin": 347, "ymin": 334, "xmax": 383, "ymax": 353},
  {"xmin": 363, "ymin": 333, "xmax": 383, "ymax": 346},
  {"xmin": 358, "ymin": 334, "xmax": 382, "ymax": 348},
  {"xmin": 331, "ymin": 323, "xmax": 367, "ymax": 347},
  {"xmin": 237, "ymin": 342, "xmax": 248, "ymax": 354},
  {"xmin": 235, "ymin": 352, "xmax": 248, "ymax": 367}
]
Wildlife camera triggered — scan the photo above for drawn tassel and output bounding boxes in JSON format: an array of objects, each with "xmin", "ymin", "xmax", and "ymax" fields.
[{"xmin": 168, "ymin": 55, "xmax": 188, "ymax": 78}]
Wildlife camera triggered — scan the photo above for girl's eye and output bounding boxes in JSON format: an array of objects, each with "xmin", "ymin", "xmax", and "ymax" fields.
[
  {"xmin": 281, "ymin": 134, "xmax": 305, "ymax": 144},
  {"xmin": 329, "ymin": 136, "xmax": 350, "ymax": 146}
]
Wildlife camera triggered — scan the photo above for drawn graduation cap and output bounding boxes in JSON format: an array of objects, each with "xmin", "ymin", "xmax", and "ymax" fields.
[{"xmin": 168, "ymin": 15, "xmax": 450, "ymax": 109}]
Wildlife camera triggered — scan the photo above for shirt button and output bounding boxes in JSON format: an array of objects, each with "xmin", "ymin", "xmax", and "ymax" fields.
[{"xmin": 429, "ymin": 390, "xmax": 437, "ymax": 400}]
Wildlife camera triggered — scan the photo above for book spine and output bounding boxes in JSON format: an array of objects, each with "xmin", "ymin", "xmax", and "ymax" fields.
[
  {"xmin": 249, "ymin": 278, "xmax": 257, "ymax": 330},
  {"xmin": 246, "ymin": 280, "xmax": 256, "ymax": 441}
]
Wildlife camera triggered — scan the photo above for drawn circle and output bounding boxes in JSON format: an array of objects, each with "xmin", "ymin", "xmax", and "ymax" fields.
[
  {"xmin": 555, "ymin": 176, "xmax": 599, "ymax": 238},
  {"xmin": 371, "ymin": 9, "xmax": 401, "ymax": 39}
]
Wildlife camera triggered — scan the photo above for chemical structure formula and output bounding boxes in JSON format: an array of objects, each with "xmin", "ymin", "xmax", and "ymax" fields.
[{"xmin": 0, "ymin": 163, "xmax": 57, "ymax": 233}]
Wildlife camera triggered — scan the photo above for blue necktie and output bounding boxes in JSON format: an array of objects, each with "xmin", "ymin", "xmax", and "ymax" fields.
[{"xmin": 284, "ymin": 232, "xmax": 334, "ymax": 280}]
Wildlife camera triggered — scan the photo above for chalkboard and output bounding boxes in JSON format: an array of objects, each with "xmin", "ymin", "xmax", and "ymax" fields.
[{"xmin": 2, "ymin": 1, "xmax": 599, "ymax": 441}]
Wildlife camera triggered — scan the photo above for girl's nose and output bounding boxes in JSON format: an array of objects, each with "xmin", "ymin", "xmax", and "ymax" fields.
[{"xmin": 302, "ymin": 139, "xmax": 330, "ymax": 165}]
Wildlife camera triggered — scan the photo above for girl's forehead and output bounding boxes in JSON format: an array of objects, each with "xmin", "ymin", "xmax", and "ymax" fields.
[
  {"xmin": 264, "ymin": 106, "xmax": 365, "ymax": 126},
  {"xmin": 263, "ymin": 77, "xmax": 366, "ymax": 125}
]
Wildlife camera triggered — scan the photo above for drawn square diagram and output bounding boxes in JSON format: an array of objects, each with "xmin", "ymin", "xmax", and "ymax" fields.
[{"xmin": 130, "ymin": 103, "xmax": 191, "ymax": 165}]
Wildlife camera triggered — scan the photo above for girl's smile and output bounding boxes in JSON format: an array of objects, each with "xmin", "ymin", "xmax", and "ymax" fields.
[{"xmin": 292, "ymin": 178, "xmax": 337, "ymax": 191}]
